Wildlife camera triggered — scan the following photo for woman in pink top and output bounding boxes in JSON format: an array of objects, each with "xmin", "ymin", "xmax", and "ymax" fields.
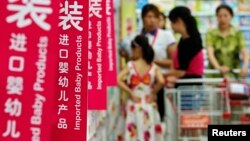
[{"xmin": 166, "ymin": 6, "xmax": 204, "ymax": 87}]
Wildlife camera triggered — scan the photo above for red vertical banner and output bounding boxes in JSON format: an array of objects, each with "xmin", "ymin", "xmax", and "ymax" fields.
[
  {"xmin": 88, "ymin": 0, "xmax": 107, "ymax": 110},
  {"xmin": 0, "ymin": 0, "xmax": 59, "ymax": 141},
  {"xmin": 51, "ymin": 0, "xmax": 88, "ymax": 141},
  {"xmin": 106, "ymin": 0, "xmax": 118, "ymax": 86}
]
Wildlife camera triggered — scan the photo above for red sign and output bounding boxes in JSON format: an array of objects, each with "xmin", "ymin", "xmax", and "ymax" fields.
[
  {"xmin": 51, "ymin": 0, "xmax": 88, "ymax": 140},
  {"xmin": 106, "ymin": 0, "xmax": 117, "ymax": 86},
  {"xmin": 88, "ymin": 0, "xmax": 107, "ymax": 110},
  {"xmin": 181, "ymin": 115, "xmax": 210, "ymax": 129},
  {"xmin": 0, "ymin": 0, "xmax": 60, "ymax": 140}
]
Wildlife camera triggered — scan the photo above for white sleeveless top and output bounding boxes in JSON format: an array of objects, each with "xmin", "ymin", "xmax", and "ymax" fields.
[{"xmin": 126, "ymin": 61, "xmax": 157, "ymax": 104}]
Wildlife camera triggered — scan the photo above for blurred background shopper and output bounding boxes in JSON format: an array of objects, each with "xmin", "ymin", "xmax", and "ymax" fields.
[
  {"xmin": 118, "ymin": 35, "xmax": 165, "ymax": 141},
  {"xmin": 206, "ymin": 4, "xmax": 249, "ymax": 78},
  {"xmin": 158, "ymin": 12, "xmax": 167, "ymax": 30}
]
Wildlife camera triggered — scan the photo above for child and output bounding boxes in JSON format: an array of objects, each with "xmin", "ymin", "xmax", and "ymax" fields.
[{"xmin": 117, "ymin": 35, "xmax": 165, "ymax": 141}]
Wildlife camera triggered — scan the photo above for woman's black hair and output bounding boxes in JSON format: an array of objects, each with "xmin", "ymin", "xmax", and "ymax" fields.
[
  {"xmin": 141, "ymin": 4, "xmax": 160, "ymax": 19},
  {"xmin": 216, "ymin": 4, "xmax": 234, "ymax": 17},
  {"xmin": 131, "ymin": 35, "xmax": 154, "ymax": 64},
  {"xmin": 159, "ymin": 12, "xmax": 167, "ymax": 29},
  {"xmin": 169, "ymin": 6, "xmax": 202, "ymax": 42}
]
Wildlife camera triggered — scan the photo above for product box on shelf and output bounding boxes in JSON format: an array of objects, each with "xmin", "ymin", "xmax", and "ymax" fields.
[{"xmin": 240, "ymin": 16, "xmax": 250, "ymax": 27}]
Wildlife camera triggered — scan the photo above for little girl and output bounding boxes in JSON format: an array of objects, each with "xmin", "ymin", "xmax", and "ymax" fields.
[{"xmin": 118, "ymin": 35, "xmax": 165, "ymax": 141}]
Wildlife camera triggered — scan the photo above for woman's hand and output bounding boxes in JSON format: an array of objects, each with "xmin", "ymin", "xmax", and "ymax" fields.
[
  {"xmin": 129, "ymin": 93, "xmax": 141, "ymax": 103},
  {"xmin": 166, "ymin": 76, "xmax": 177, "ymax": 83},
  {"xmin": 219, "ymin": 66, "xmax": 230, "ymax": 74},
  {"xmin": 240, "ymin": 67, "xmax": 248, "ymax": 78}
]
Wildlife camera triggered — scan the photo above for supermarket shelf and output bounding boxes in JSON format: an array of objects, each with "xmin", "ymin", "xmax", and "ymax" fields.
[
  {"xmin": 192, "ymin": 12, "xmax": 214, "ymax": 17},
  {"xmin": 166, "ymin": 11, "xmax": 249, "ymax": 17},
  {"xmin": 192, "ymin": 11, "xmax": 249, "ymax": 17},
  {"xmin": 238, "ymin": 12, "xmax": 250, "ymax": 16},
  {"xmin": 240, "ymin": 26, "xmax": 250, "ymax": 31}
]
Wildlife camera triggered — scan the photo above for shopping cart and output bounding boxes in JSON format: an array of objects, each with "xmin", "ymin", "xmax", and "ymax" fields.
[
  {"xmin": 163, "ymin": 69, "xmax": 250, "ymax": 141},
  {"xmin": 164, "ymin": 89, "xmax": 178, "ymax": 141},
  {"xmin": 206, "ymin": 69, "xmax": 250, "ymax": 125},
  {"xmin": 164, "ymin": 78, "xmax": 232, "ymax": 141}
]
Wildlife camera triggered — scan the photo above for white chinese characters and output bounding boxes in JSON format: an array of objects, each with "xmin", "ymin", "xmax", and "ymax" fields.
[
  {"xmin": 58, "ymin": 104, "xmax": 68, "ymax": 115},
  {"xmin": 7, "ymin": 76, "xmax": 23, "ymax": 95},
  {"xmin": 59, "ymin": 0, "xmax": 83, "ymax": 31},
  {"xmin": 89, "ymin": 0, "xmax": 102, "ymax": 18},
  {"xmin": 59, "ymin": 62, "xmax": 69, "ymax": 73},
  {"xmin": 59, "ymin": 34, "xmax": 69, "ymax": 46},
  {"xmin": 58, "ymin": 118, "xmax": 68, "ymax": 129},
  {"xmin": 57, "ymin": 26, "xmax": 70, "ymax": 130},
  {"xmin": 3, "ymin": 33, "xmax": 27, "ymax": 139},
  {"xmin": 58, "ymin": 76, "xmax": 69, "ymax": 87},
  {"xmin": 4, "ymin": 98, "xmax": 22, "ymax": 117},
  {"xmin": 2, "ymin": 120, "xmax": 20, "ymax": 138},
  {"xmin": 6, "ymin": 0, "xmax": 53, "ymax": 31},
  {"xmin": 58, "ymin": 90, "xmax": 69, "ymax": 101},
  {"xmin": 10, "ymin": 33, "xmax": 27, "ymax": 52}
]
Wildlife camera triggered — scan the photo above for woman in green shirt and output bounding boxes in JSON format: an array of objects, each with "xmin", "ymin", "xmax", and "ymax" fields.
[{"xmin": 206, "ymin": 4, "xmax": 249, "ymax": 78}]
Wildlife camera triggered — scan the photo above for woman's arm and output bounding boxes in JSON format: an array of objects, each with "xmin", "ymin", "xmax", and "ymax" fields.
[
  {"xmin": 117, "ymin": 65, "xmax": 141, "ymax": 103},
  {"xmin": 154, "ymin": 43, "xmax": 176, "ymax": 68},
  {"xmin": 151, "ymin": 66, "xmax": 165, "ymax": 96},
  {"xmin": 207, "ymin": 46, "xmax": 221, "ymax": 70},
  {"xmin": 117, "ymin": 66, "xmax": 141, "ymax": 102},
  {"xmin": 166, "ymin": 70, "xmax": 186, "ymax": 78},
  {"xmin": 154, "ymin": 59, "xmax": 172, "ymax": 68},
  {"xmin": 240, "ymin": 48, "xmax": 249, "ymax": 77},
  {"xmin": 207, "ymin": 46, "xmax": 230, "ymax": 73},
  {"xmin": 238, "ymin": 30, "xmax": 249, "ymax": 77},
  {"xmin": 117, "ymin": 65, "xmax": 133, "ymax": 96}
]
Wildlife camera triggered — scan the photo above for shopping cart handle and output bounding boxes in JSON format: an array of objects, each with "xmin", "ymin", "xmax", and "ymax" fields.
[
  {"xmin": 165, "ymin": 76, "xmax": 249, "ymax": 84},
  {"xmin": 173, "ymin": 78, "xmax": 225, "ymax": 84},
  {"xmin": 204, "ymin": 69, "xmax": 241, "ymax": 74}
]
